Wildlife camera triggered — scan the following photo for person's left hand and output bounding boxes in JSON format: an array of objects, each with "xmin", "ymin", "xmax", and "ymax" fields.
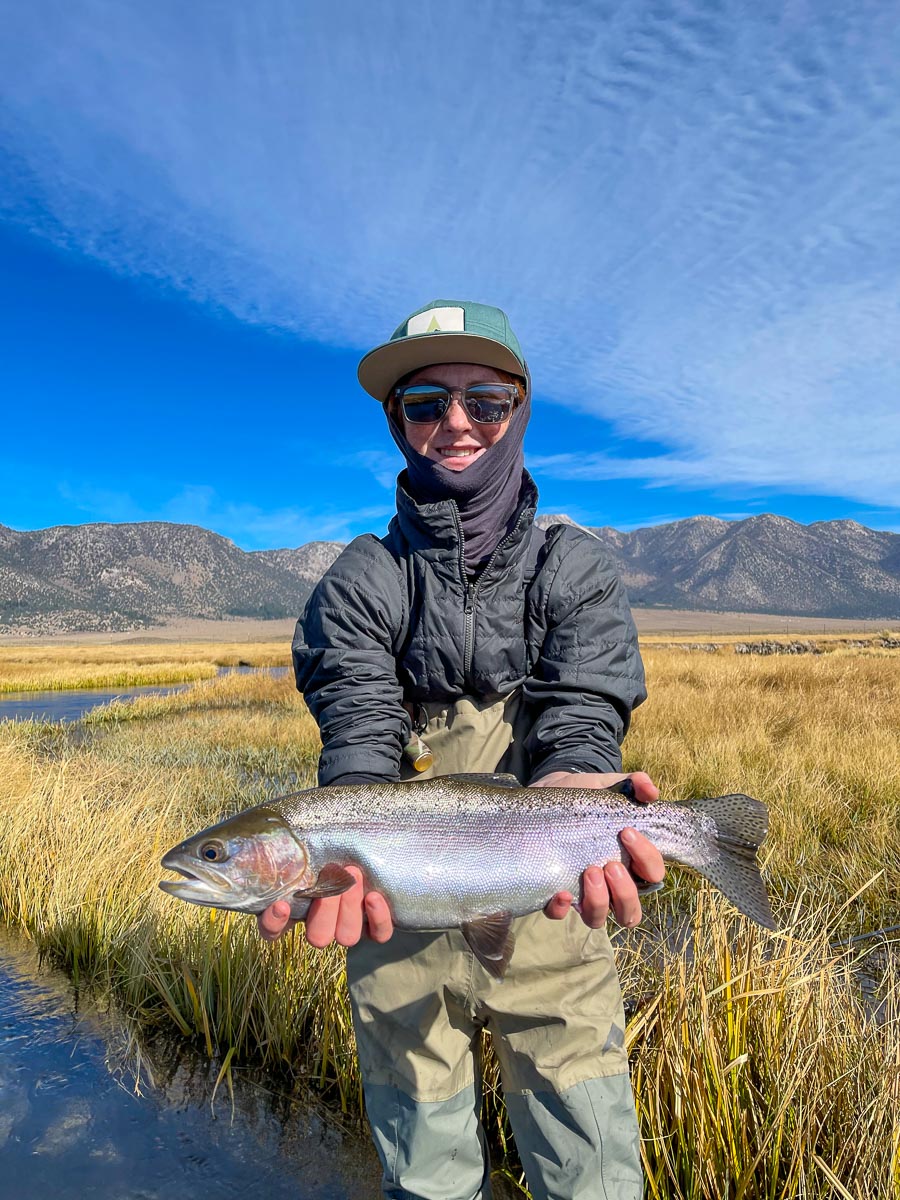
[{"xmin": 530, "ymin": 770, "xmax": 665, "ymax": 929}]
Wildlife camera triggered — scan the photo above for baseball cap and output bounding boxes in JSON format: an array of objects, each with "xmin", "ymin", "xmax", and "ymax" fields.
[{"xmin": 358, "ymin": 299, "xmax": 526, "ymax": 401}]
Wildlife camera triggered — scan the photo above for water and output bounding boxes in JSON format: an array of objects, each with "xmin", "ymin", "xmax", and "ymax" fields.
[
  {"xmin": 0, "ymin": 931, "xmax": 379, "ymax": 1200},
  {"xmin": 0, "ymin": 667, "xmax": 289, "ymax": 724}
]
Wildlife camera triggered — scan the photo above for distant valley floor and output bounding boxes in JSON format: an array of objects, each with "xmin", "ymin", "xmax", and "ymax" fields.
[{"xmin": 1, "ymin": 609, "xmax": 895, "ymax": 647}]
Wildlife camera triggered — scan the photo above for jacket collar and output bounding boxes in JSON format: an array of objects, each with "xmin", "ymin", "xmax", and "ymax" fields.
[{"xmin": 393, "ymin": 470, "xmax": 539, "ymax": 570}]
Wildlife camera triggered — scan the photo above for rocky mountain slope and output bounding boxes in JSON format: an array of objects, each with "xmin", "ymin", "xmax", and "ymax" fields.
[
  {"xmin": 1, "ymin": 512, "xmax": 897, "ymax": 635},
  {"xmin": 0, "ymin": 522, "xmax": 344, "ymax": 635},
  {"xmin": 535, "ymin": 513, "xmax": 900, "ymax": 619}
]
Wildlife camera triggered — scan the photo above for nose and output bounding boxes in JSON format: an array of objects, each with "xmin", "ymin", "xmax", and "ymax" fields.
[{"xmin": 441, "ymin": 395, "xmax": 472, "ymax": 431}]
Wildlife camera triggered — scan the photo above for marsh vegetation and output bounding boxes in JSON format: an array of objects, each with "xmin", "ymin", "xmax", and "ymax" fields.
[{"xmin": 0, "ymin": 640, "xmax": 897, "ymax": 1197}]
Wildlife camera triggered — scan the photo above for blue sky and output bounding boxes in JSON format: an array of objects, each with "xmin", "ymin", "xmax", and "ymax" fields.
[{"xmin": 2, "ymin": 0, "xmax": 899, "ymax": 549}]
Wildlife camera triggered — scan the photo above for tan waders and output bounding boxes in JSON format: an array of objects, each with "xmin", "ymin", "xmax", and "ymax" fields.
[{"xmin": 346, "ymin": 692, "xmax": 643, "ymax": 1200}]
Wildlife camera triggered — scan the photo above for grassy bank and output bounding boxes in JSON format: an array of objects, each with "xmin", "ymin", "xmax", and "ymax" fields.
[
  {"xmin": 0, "ymin": 641, "xmax": 290, "ymax": 692},
  {"xmin": 1, "ymin": 649, "xmax": 898, "ymax": 1197}
]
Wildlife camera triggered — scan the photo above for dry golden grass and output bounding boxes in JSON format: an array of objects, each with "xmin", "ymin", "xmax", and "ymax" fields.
[
  {"xmin": 0, "ymin": 647, "xmax": 898, "ymax": 1196},
  {"xmin": 628, "ymin": 649, "xmax": 900, "ymax": 930},
  {"xmin": 0, "ymin": 641, "xmax": 290, "ymax": 692}
]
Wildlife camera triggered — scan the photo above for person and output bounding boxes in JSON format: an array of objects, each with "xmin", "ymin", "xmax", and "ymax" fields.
[{"xmin": 258, "ymin": 300, "xmax": 665, "ymax": 1200}]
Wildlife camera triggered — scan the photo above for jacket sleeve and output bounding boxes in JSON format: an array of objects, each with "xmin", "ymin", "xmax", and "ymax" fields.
[
  {"xmin": 292, "ymin": 536, "xmax": 411, "ymax": 786},
  {"xmin": 523, "ymin": 529, "xmax": 647, "ymax": 781}
]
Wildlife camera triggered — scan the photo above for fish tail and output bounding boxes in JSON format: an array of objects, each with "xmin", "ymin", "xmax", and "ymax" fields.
[{"xmin": 686, "ymin": 793, "xmax": 776, "ymax": 930}]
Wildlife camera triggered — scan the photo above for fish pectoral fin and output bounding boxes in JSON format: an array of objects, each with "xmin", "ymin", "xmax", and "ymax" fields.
[
  {"xmin": 443, "ymin": 773, "xmax": 521, "ymax": 788},
  {"xmin": 293, "ymin": 863, "xmax": 356, "ymax": 900},
  {"xmin": 461, "ymin": 912, "xmax": 516, "ymax": 980},
  {"xmin": 607, "ymin": 778, "xmax": 637, "ymax": 801},
  {"xmin": 634, "ymin": 879, "xmax": 665, "ymax": 896}
]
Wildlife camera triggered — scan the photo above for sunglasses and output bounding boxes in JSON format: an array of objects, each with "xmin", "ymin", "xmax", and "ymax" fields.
[{"xmin": 393, "ymin": 383, "xmax": 518, "ymax": 425}]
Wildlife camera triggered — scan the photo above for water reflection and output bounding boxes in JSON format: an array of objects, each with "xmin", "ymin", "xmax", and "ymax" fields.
[
  {"xmin": 0, "ymin": 931, "xmax": 379, "ymax": 1199},
  {"xmin": 0, "ymin": 667, "xmax": 290, "ymax": 724}
]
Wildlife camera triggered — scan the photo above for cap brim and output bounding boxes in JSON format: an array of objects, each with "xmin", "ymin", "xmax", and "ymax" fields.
[{"xmin": 358, "ymin": 333, "xmax": 525, "ymax": 401}]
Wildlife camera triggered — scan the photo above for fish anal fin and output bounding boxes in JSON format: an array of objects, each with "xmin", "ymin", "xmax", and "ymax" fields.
[
  {"xmin": 461, "ymin": 912, "xmax": 516, "ymax": 980},
  {"xmin": 293, "ymin": 863, "xmax": 356, "ymax": 900},
  {"xmin": 444, "ymin": 773, "xmax": 521, "ymax": 788}
]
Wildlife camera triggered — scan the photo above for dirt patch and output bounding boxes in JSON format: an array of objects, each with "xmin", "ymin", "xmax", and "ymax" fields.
[{"xmin": 0, "ymin": 610, "xmax": 895, "ymax": 647}]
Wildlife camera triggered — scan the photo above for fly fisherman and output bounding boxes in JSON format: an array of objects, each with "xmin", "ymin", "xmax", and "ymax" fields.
[{"xmin": 258, "ymin": 301, "xmax": 666, "ymax": 1200}]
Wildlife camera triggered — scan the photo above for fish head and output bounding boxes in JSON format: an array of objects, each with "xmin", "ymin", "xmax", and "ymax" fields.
[{"xmin": 159, "ymin": 806, "xmax": 315, "ymax": 913}]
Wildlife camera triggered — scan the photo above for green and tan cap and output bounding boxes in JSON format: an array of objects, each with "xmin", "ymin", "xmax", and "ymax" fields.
[{"xmin": 357, "ymin": 299, "xmax": 526, "ymax": 401}]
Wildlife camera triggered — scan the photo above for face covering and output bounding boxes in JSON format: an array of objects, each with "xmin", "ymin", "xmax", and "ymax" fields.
[{"xmin": 387, "ymin": 386, "xmax": 531, "ymax": 572}]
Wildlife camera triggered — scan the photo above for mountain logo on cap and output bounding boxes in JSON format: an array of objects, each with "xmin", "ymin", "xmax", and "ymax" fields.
[{"xmin": 406, "ymin": 306, "xmax": 465, "ymax": 337}]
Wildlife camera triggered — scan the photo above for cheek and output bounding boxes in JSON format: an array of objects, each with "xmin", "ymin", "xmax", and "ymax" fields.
[
  {"xmin": 481, "ymin": 423, "xmax": 508, "ymax": 448},
  {"xmin": 403, "ymin": 421, "xmax": 430, "ymax": 456},
  {"xmin": 238, "ymin": 836, "xmax": 310, "ymax": 889}
]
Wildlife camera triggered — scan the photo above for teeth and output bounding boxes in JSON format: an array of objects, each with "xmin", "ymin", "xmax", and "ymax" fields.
[{"xmin": 441, "ymin": 449, "xmax": 477, "ymax": 456}]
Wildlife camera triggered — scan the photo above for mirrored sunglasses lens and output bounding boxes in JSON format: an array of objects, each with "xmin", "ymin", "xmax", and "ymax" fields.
[
  {"xmin": 464, "ymin": 387, "xmax": 514, "ymax": 424},
  {"xmin": 400, "ymin": 388, "xmax": 450, "ymax": 423}
]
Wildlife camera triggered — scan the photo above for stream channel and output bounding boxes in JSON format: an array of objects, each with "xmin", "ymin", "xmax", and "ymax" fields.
[
  {"xmin": 0, "ymin": 671, "xmax": 381, "ymax": 1198},
  {"xmin": 0, "ymin": 929, "xmax": 380, "ymax": 1199},
  {"xmin": 0, "ymin": 664, "xmax": 289, "ymax": 724}
]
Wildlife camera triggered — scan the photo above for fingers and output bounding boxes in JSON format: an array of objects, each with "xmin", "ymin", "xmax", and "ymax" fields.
[
  {"xmin": 620, "ymin": 828, "xmax": 666, "ymax": 887},
  {"xmin": 603, "ymin": 861, "xmax": 643, "ymax": 928},
  {"xmin": 575, "ymin": 836, "xmax": 667, "ymax": 930},
  {"xmin": 307, "ymin": 865, "xmax": 365, "ymax": 948},
  {"xmin": 333, "ymin": 866, "xmax": 366, "ymax": 947},
  {"xmin": 364, "ymin": 891, "xmax": 395, "ymax": 943},
  {"xmin": 530, "ymin": 770, "xmax": 660, "ymax": 802},
  {"xmin": 257, "ymin": 899, "xmax": 297, "ymax": 942},
  {"xmin": 544, "ymin": 890, "xmax": 575, "ymax": 920},
  {"xmin": 625, "ymin": 771, "xmax": 660, "ymax": 803},
  {"xmin": 305, "ymin": 867, "xmax": 395, "ymax": 949},
  {"xmin": 548, "ymin": 864, "xmax": 644, "ymax": 930},
  {"xmin": 579, "ymin": 867, "xmax": 611, "ymax": 927},
  {"xmin": 604, "ymin": 831, "xmax": 666, "ymax": 927}
]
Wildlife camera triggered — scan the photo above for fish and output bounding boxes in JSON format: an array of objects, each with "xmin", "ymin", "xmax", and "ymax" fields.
[{"xmin": 159, "ymin": 773, "xmax": 775, "ymax": 978}]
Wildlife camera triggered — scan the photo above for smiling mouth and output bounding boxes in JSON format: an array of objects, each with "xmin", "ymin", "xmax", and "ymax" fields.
[{"xmin": 438, "ymin": 447, "xmax": 480, "ymax": 457}]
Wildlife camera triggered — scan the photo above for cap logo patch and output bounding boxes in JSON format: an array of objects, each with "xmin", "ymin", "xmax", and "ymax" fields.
[{"xmin": 407, "ymin": 306, "xmax": 465, "ymax": 336}]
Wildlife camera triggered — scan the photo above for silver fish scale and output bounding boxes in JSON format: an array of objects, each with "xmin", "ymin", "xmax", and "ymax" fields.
[{"xmin": 270, "ymin": 779, "xmax": 718, "ymax": 928}]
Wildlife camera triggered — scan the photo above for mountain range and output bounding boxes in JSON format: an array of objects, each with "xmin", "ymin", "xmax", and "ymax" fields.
[
  {"xmin": 535, "ymin": 513, "xmax": 900, "ymax": 619},
  {"xmin": 0, "ymin": 513, "xmax": 897, "ymax": 635}
]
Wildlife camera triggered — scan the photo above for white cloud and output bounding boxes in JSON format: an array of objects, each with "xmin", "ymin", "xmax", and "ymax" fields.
[
  {"xmin": 3, "ymin": 0, "xmax": 900, "ymax": 509},
  {"xmin": 344, "ymin": 449, "xmax": 403, "ymax": 492}
]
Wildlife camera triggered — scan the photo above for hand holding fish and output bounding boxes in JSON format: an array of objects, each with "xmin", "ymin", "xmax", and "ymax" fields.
[
  {"xmin": 532, "ymin": 770, "xmax": 665, "ymax": 929},
  {"xmin": 255, "ymin": 771, "xmax": 665, "ymax": 946},
  {"xmin": 256, "ymin": 865, "xmax": 394, "ymax": 946}
]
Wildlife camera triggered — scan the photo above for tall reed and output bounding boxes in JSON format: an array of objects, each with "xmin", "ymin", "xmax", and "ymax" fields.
[{"xmin": 0, "ymin": 649, "xmax": 897, "ymax": 1196}]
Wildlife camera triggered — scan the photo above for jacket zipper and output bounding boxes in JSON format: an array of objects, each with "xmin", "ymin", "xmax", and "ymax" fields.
[{"xmin": 453, "ymin": 507, "xmax": 531, "ymax": 691}]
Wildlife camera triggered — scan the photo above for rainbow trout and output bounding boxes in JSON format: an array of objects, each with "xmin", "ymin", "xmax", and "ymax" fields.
[{"xmin": 160, "ymin": 773, "xmax": 775, "ymax": 978}]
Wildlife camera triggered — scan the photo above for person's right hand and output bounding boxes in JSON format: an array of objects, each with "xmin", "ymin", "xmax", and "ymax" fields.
[{"xmin": 255, "ymin": 864, "xmax": 395, "ymax": 947}]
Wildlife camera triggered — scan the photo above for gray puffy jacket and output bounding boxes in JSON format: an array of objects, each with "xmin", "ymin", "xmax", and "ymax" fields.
[{"xmin": 292, "ymin": 473, "xmax": 646, "ymax": 786}]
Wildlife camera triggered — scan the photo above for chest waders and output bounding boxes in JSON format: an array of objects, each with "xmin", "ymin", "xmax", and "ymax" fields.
[{"xmin": 346, "ymin": 691, "xmax": 643, "ymax": 1200}]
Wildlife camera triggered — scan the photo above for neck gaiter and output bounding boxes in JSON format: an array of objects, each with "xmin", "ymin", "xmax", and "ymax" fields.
[{"xmin": 387, "ymin": 390, "xmax": 531, "ymax": 572}]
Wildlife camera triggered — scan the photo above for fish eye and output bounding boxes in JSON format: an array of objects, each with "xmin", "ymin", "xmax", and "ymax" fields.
[{"xmin": 200, "ymin": 840, "xmax": 228, "ymax": 863}]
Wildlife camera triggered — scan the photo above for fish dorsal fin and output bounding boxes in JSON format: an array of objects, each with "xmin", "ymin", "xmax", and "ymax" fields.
[
  {"xmin": 606, "ymin": 778, "xmax": 636, "ymax": 801},
  {"xmin": 444, "ymin": 773, "xmax": 521, "ymax": 788},
  {"xmin": 461, "ymin": 912, "xmax": 516, "ymax": 980},
  {"xmin": 293, "ymin": 863, "xmax": 356, "ymax": 900}
]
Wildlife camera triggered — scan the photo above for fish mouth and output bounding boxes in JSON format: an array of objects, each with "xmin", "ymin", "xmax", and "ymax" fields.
[{"xmin": 158, "ymin": 854, "xmax": 235, "ymax": 904}]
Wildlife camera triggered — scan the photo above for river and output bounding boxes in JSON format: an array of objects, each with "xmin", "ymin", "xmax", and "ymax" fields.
[
  {"xmin": 0, "ymin": 930, "xmax": 379, "ymax": 1199},
  {"xmin": 0, "ymin": 666, "xmax": 289, "ymax": 724}
]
